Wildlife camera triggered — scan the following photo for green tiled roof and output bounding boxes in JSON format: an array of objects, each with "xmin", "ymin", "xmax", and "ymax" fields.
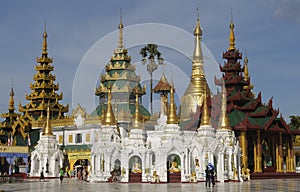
[
  {"xmin": 247, "ymin": 116, "xmax": 270, "ymax": 127},
  {"xmin": 91, "ymin": 103, "xmax": 150, "ymax": 117},
  {"xmin": 64, "ymin": 144, "xmax": 92, "ymax": 152},
  {"xmin": 243, "ymin": 99, "xmax": 256, "ymax": 108},
  {"xmin": 250, "ymin": 106, "xmax": 267, "ymax": 114},
  {"xmin": 228, "ymin": 109, "xmax": 245, "ymax": 127}
]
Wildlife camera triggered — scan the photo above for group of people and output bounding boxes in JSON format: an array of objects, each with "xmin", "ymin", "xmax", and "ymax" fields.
[{"xmin": 205, "ymin": 164, "xmax": 216, "ymax": 187}]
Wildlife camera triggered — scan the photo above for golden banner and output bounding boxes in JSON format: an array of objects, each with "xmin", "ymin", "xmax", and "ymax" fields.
[
  {"xmin": 0, "ymin": 146, "xmax": 29, "ymax": 153},
  {"xmin": 68, "ymin": 152, "xmax": 90, "ymax": 160}
]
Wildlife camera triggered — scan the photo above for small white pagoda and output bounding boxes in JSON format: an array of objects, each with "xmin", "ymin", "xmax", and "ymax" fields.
[{"xmin": 30, "ymin": 106, "xmax": 64, "ymax": 177}]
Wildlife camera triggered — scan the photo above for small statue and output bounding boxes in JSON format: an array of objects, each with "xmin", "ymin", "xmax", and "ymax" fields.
[
  {"xmin": 131, "ymin": 158, "xmax": 142, "ymax": 173},
  {"xmin": 190, "ymin": 171, "xmax": 196, "ymax": 182},
  {"xmin": 169, "ymin": 161, "xmax": 180, "ymax": 173},
  {"xmin": 152, "ymin": 171, "xmax": 160, "ymax": 183}
]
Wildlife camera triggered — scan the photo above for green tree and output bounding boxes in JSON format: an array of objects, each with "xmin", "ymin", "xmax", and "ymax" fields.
[
  {"xmin": 140, "ymin": 44, "xmax": 164, "ymax": 115},
  {"xmin": 289, "ymin": 115, "xmax": 300, "ymax": 130}
]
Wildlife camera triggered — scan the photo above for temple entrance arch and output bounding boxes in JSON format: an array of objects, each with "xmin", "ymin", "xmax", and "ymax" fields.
[
  {"xmin": 128, "ymin": 155, "xmax": 142, "ymax": 183},
  {"xmin": 167, "ymin": 154, "xmax": 181, "ymax": 183},
  {"xmin": 73, "ymin": 159, "xmax": 90, "ymax": 179},
  {"xmin": 109, "ymin": 159, "xmax": 121, "ymax": 182}
]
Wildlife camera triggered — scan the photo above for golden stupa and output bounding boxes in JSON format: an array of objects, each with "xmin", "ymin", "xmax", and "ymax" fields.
[{"xmin": 180, "ymin": 15, "xmax": 210, "ymax": 122}]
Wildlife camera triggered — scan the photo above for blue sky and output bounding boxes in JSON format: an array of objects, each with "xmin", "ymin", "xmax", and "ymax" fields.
[{"xmin": 0, "ymin": 0, "xmax": 299, "ymax": 122}]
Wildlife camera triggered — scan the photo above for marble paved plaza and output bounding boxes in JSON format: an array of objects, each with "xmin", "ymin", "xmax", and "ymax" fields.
[{"xmin": 1, "ymin": 178, "xmax": 300, "ymax": 192}]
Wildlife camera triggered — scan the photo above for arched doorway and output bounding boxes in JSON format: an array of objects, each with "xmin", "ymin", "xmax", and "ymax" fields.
[
  {"xmin": 73, "ymin": 159, "xmax": 90, "ymax": 179},
  {"xmin": 109, "ymin": 159, "xmax": 121, "ymax": 182},
  {"xmin": 167, "ymin": 154, "xmax": 181, "ymax": 183},
  {"xmin": 128, "ymin": 156, "xmax": 142, "ymax": 183}
]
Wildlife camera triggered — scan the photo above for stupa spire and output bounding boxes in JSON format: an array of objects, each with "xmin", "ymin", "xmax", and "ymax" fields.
[
  {"xmin": 228, "ymin": 18, "xmax": 236, "ymax": 51},
  {"xmin": 244, "ymin": 56, "xmax": 249, "ymax": 81},
  {"xmin": 102, "ymin": 86, "xmax": 117, "ymax": 125},
  {"xmin": 118, "ymin": 9, "xmax": 124, "ymax": 49},
  {"xmin": 132, "ymin": 87, "xmax": 141, "ymax": 128},
  {"xmin": 200, "ymin": 85, "xmax": 211, "ymax": 126},
  {"xmin": 192, "ymin": 12, "xmax": 204, "ymax": 73},
  {"xmin": 42, "ymin": 103, "xmax": 53, "ymax": 136},
  {"xmin": 167, "ymin": 82, "xmax": 178, "ymax": 124},
  {"xmin": 218, "ymin": 84, "xmax": 231, "ymax": 129},
  {"xmin": 9, "ymin": 78, "xmax": 15, "ymax": 111},
  {"xmin": 180, "ymin": 9, "xmax": 209, "ymax": 122},
  {"xmin": 42, "ymin": 21, "xmax": 48, "ymax": 56}
]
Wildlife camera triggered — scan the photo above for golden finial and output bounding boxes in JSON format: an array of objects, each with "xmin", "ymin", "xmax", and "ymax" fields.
[
  {"xmin": 42, "ymin": 20, "xmax": 48, "ymax": 55},
  {"xmin": 194, "ymin": 14, "xmax": 202, "ymax": 37},
  {"xmin": 167, "ymin": 83, "xmax": 178, "ymax": 124},
  {"xmin": 118, "ymin": 9, "xmax": 124, "ymax": 49},
  {"xmin": 132, "ymin": 87, "xmax": 140, "ymax": 128},
  {"xmin": 228, "ymin": 12, "xmax": 236, "ymax": 51},
  {"xmin": 192, "ymin": 10, "xmax": 204, "ymax": 70},
  {"xmin": 200, "ymin": 85, "xmax": 211, "ymax": 126},
  {"xmin": 102, "ymin": 86, "xmax": 117, "ymax": 125},
  {"xmin": 219, "ymin": 84, "xmax": 231, "ymax": 129},
  {"xmin": 43, "ymin": 103, "xmax": 53, "ymax": 135},
  {"xmin": 244, "ymin": 51, "xmax": 249, "ymax": 81},
  {"xmin": 9, "ymin": 77, "xmax": 15, "ymax": 111}
]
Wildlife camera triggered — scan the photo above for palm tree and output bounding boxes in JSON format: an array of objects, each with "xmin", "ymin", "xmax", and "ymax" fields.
[{"xmin": 140, "ymin": 44, "xmax": 164, "ymax": 115}]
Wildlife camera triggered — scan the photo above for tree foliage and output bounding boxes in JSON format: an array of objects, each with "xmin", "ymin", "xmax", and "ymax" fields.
[{"xmin": 289, "ymin": 115, "xmax": 300, "ymax": 130}]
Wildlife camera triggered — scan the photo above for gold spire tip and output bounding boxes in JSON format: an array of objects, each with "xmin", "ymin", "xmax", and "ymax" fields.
[
  {"xmin": 118, "ymin": 9, "xmax": 124, "ymax": 49},
  {"xmin": 228, "ymin": 13, "xmax": 236, "ymax": 51},
  {"xmin": 42, "ymin": 20, "xmax": 48, "ymax": 55}
]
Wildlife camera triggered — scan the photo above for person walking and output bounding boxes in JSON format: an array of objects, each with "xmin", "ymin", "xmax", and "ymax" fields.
[
  {"xmin": 205, "ymin": 166, "xmax": 211, "ymax": 187},
  {"xmin": 210, "ymin": 169, "xmax": 216, "ymax": 187},
  {"xmin": 40, "ymin": 167, "xmax": 45, "ymax": 182},
  {"xmin": 59, "ymin": 168, "xmax": 64, "ymax": 183}
]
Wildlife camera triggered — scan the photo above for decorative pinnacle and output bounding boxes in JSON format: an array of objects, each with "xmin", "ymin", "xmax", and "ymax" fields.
[
  {"xmin": 102, "ymin": 86, "xmax": 117, "ymax": 125},
  {"xmin": 228, "ymin": 19, "xmax": 236, "ymax": 51},
  {"xmin": 200, "ymin": 85, "xmax": 211, "ymax": 126},
  {"xmin": 42, "ymin": 20, "xmax": 48, "ymax": 55},
  {"xmin": 132, "ymin": 88, "xmax": 140, "ymax": 128},
  {"xmin": 244, "ymin": 56, "xmax": 249, "ymax": 81},
  {"xmin": 118, "ymin": 9, "xmax": 124, "ymax": 49},
  {"xmin": 219, "ymin": 84, "xmax": 231, "ymax": 129},
  {"xmin": 192, "ymin": 13, "xmax": 204, "ymax": 71},
  {"xmin": 194, "ymin": 16, "xmax": 202, "ymax": 36},
  {"xmin": 43, "ymin": 103, "xmax": 53, "ymax": 136},
  {"xmin": 167, "ymin": 84, "xmax": 178, "ymax": 124},
  {"xmin": 9, "ymin": 78, "xmax": 15, "ymax": 111}
]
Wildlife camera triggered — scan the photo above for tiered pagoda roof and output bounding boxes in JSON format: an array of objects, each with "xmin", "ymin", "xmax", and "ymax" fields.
[
  {"xmin": 18, "ymin": 25, "xmax": 69, "ymax": 120},
  {"xmin": 213, "ymin": 20, "xmax": 290, "ymax": 134},
  {"xmin": 0, "ymin": 86, "xmax": 33, "ymax": 146},
  {"xmin": 93, "ymin": 18, "xmax": 150, "ymax": 122},
  {"xmin": 153, "ymin": 72, "xmax": 172, "ymax": 94}
]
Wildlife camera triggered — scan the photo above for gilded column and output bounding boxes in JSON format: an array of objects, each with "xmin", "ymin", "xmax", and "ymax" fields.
[
  {"xmin": 254, "ymin": 139, "xmax": 257, "ymax": 172},
  {"xmin": 291, "ymin": 147, "xmax": 295, "ymax": 172},
  {"xmin": 276, "ymin": 133, "xmax": 283, "ymax": 172},
  {"xmin": 240, "ymin": 131, "xmax": 248, "ymax": 174},
  {"xmin": 256, "ymin": 130, "xmax": 262, "ymax": 172},
  {"xmin": 280, "ymin": 133, "xmax": 284, "ymax": 172},
  {"xmin": 286, "ymin": 142, "xmax": 291, "ymax": 172}
]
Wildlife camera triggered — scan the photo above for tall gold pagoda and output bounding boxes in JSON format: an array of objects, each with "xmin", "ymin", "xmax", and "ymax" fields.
[
  {"xmin": 180, "ymin": 14, "xmax": 210, "ymax": 122},
  {"xmin": 94, "ymin": 18, "xmax": 150, "ymax": 124},
  {"xmin": 18, "ymin": 25, "xmax": 69, "ymax": 120}
]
